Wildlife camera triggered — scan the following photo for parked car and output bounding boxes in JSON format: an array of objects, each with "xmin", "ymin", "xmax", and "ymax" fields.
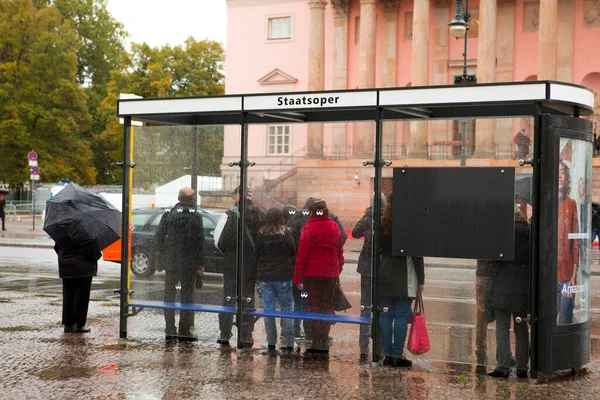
[{"xmin": 103, "ymin": 207, "xmax": 224, "ymax": 278}]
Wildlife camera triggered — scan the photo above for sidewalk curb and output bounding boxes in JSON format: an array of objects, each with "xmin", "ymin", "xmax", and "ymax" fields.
[{"xmin": 0, "ymin": 243, "xmax": 54, "ymax": 249}]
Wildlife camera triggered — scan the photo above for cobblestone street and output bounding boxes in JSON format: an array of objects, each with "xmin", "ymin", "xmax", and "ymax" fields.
[
  {"xmin": 1, "ymin": 218, "xmax": 600, "ymax": 399},
  {"xmin": 0, "ymin": 291, "xmax": 599, "ymax": 399}
]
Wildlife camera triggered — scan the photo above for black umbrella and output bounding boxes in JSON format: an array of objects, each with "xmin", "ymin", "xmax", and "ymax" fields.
[{"xmin": 43, "ymin": 183, "xmax": 122, "ymax": 252}]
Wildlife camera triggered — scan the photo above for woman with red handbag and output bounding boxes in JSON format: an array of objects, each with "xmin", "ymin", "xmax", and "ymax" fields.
[{"xmin": 379, "ymin": 192, "xmax": 425, "ymax": 367}]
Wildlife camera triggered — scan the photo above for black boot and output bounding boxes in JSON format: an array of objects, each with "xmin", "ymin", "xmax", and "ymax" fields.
[{"xmin": 488, "ymin": 369, "xmax": 509, "ymax": 378}]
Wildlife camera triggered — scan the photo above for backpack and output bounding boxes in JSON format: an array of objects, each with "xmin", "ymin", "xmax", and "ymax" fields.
[{"xmin": 213, "ymin": 206, "xmax": 257, "ymax": 253}]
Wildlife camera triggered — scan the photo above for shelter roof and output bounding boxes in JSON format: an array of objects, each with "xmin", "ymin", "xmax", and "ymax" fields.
[{"xmin": 117, "ymin": 81, "xmax": 594, "ymax": 126}]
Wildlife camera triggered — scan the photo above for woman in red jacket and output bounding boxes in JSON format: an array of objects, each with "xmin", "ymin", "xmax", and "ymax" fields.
[{"xmin": 293, "ymin": 199, "xmax": 344, "ymax": 356}]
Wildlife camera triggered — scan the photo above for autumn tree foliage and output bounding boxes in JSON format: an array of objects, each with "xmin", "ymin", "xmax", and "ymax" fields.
[{"xmin": 0, "ymin": 0, "xmax": 225, "ymax": 188}]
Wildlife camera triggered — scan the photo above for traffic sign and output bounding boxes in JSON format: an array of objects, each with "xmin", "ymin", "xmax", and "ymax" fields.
[
  {"xmin": 30, "ymin": 175, "xmax": 40, "ymax": 181},
  {"xmin": 28, "ymin": 151, "xmax": 37, "ymax": 161},
  {"xmin": 28, "ymin": 160, "xmax": 38, "ymax": 167},
  {"xmin": 30, "ymin": 166, "xmax": 40, "ymax": 175}
]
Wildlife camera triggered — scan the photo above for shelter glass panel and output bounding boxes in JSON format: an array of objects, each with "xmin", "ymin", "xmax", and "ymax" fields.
[
  {"xmin": 246, "ymin": 121, "xmax": 376, "ymax": 357},
  {"xmin": 380, "ymin": 117, "xmax": 534, "ymax": 371},
  {"xmin": 126, "ymin": 124, "xmax": 239, "ymax": 342}
]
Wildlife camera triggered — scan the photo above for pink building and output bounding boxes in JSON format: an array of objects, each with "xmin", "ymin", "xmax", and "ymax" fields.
[{"xmin": 224, "ymin": 0, "xmax": 600, "ymax": 224}]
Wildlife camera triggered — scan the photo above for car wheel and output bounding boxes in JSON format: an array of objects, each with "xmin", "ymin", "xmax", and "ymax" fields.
[{"xmin": 131, "ymin": 249, "xmax": 156, "ymax": 278}]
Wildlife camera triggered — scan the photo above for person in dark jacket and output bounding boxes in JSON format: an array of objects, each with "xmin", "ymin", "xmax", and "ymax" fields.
[
  {"xmin": 216, "ymin": 186, "xmax": 264, "ymax": 347},
  {"xmin": 379, "ymin": 191, "xmax": 425, "ymax": 367},
  {"xmin": 155, "ymin": 187, "xmax": 205, "ymax": 340},
  {"xmin": 352, "ymin": 193, "xmax": 386, "ymax": 361},
  {"xmin": 55, "ymin": 241, "xmax": 101, "ymax": 333},
  {"xmin": 488, "ymin": 207, "xmax": 531, "ymax": 378},
  {"xmin": 293, "ymin": 199, "xmax": 344, "ymax": 357},
  {"xmin": 282, "ymin": 204, "xmax": 297, "ymax": 225},
  {"xmin": 256, "ymin": 208, "xmax": 296, "ymax": 350},
  {"xmin": 0, "ymin": 192, "xmax": 6, "ymax": 231},
  {"xmin": 286, "ymin": 197, "xmax": 347, "ymax": 339}
]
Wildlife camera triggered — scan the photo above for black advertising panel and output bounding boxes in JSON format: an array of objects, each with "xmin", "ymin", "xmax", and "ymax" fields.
[
  {"xmin": 392, "ymin": 167, "xmax": 515, "ymax": 260},
  {"xmin": 536, "ymin": 114, "xmax": 592, "ymax": 374}
]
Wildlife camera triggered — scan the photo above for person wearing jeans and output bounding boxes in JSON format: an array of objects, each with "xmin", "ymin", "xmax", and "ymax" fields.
[
  {"xmin": 379, "ymin": 297, "xmax": 413, "ymax": 360},
  {"xmin": 378, "ymin": 191, "xmax": 425, "ymax": 367},
  {"xmin": 255, "ymin": 208, "xmax": 296, "ymax": 350},
  {"xmin": 261, "ymin": 281, "xmax": 294, "ymax": 348}
]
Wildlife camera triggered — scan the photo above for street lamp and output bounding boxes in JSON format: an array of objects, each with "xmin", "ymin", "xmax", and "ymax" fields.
[
  {"xmin": 448, "ymin": 0, "xmax": 477, "ymax": 167},
  {"xmin": 448, "ymin": 0, "xmax": 476, "ymax": 85}
]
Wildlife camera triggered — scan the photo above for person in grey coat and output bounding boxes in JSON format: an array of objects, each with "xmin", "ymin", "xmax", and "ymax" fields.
[
  {"xmin": 352, "ymin": 193, "xmax": 386, "ymax": 361},
  {"xmin": 488, "ymin": 207, "xmax": 531, "ymax": 378}
]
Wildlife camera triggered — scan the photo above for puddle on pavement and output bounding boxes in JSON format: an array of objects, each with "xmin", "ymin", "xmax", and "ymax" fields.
[
  {"xmin": 0, "ymin": 325, "xmax": 43, "ymax": 332},
  {"xmin": 38, "ymin": 365, "xmax": 95, "ymax": 381}
]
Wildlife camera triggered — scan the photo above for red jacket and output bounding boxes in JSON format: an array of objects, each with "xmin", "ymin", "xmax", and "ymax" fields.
[{"xmin": 293, "ymin": 216, "xmax": 344, "ymax": 284}]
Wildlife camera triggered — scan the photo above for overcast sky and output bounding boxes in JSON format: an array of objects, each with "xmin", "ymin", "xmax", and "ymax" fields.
[{"xmin": 106, "ymin": 0, "xmax": 227, "ymax": 48}]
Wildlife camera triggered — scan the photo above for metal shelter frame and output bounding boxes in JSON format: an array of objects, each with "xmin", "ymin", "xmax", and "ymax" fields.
[{"xmin": 117, "ymin": 80, "xmax": 594, "ymax": 372}]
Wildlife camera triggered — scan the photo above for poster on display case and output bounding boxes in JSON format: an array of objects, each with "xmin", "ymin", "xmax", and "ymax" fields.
[{"xmin": 556, "ymin": 137, "xmax": 592, "ymax": 325}]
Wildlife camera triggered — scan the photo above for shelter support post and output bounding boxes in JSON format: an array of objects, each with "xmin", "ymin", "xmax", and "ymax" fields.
[
  {"xmin": 191, "ymin": 126, "xmax": 199, "ymax": 197},
  {"xmin": 371, "ymin": 107, "xmax": 384, "ymax": 362},
  {"xmin": 119, "ymin": 117, "xmax": 132, "ymax": 338},
  {"xmin": 529, "ymin": 104, "xmax": 543, "ymax": 378},
  {"xmin": 235, "ymin": 113, "xmax": 249, "ymax": 348}
]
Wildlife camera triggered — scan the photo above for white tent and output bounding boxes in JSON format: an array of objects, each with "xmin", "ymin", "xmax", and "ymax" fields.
[{"xmin": 155, "ymin": 175, "xmax": 223, "ymax": 207}]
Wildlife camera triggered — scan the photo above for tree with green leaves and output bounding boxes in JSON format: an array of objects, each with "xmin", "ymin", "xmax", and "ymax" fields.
[
  {"xmin": 38, "ymin": 0, "xmax": 128, "ymax": 184},
  {"xmin": 98, "ymin": 38, "xmax": 225, "ymax": 185},
  {"xmin": 0, "ymin": 0, "xmax": 94, "ymax": 187}
]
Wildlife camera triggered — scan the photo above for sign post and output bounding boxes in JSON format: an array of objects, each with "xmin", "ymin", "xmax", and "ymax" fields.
[{"xmin": 28, "ymin": 151, "xmax": 39, "ymax": 231}]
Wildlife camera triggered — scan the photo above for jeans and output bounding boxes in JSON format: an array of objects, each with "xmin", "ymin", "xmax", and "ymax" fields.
[
  {"xmin": 260, "ymin": 281, "xmax": 294, "ymax": 347},
  {"xmin": 557, "ymin": 280, "xmax": 575, "ymax": 324},
  {"xmin": 475, "ymin": 276, "xmax": 487, "ymax": 364},
  {"xmin": 379, "ymin": 297, "xmax": 413, "ymax": 358},
  {"xmin": 494, "ymin": 308, "xmax": 529, "ymax": 372}
]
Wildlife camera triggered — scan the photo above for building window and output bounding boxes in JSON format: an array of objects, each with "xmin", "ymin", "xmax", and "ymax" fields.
[
  {"xmin": 355, "ymin": 16, "xmax": 360, "ymax": 45},
  {"xmin": 266, "ymin": 15, "xmax": 293, "ymax": 41},
  {"xmin": 267, "ymin": 125, "xmax": 291, "ymax": 155}
]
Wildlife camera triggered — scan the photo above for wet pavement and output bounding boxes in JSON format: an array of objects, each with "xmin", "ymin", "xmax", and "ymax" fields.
[{"xmin": 2, "ymin": 217, "xmax": 600, "ymax": 398}]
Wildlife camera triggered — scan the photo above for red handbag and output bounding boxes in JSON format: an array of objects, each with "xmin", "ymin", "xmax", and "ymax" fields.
[{"xmin": 407, "ymin": 292, "xmax": 431, "ymax": 355}]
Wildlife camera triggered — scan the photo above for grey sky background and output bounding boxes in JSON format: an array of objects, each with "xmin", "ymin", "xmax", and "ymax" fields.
[{"xmin": 106, "ymin": 1, "xmax": 227, "ymax": 48}]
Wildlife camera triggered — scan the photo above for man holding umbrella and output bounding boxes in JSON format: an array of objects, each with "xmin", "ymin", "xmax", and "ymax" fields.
[
  {"xmin": 44, "ymin": 183, "xmax": 122, "ymax": 334},
  {"xmin": 155, "ymin": 187, "xmax": 205, "ymax": 340}
]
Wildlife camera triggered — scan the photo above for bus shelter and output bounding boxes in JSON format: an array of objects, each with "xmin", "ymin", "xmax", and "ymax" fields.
[{"xmin": 116, "ymin": 81, "xmax": 594, "ymax": 378}]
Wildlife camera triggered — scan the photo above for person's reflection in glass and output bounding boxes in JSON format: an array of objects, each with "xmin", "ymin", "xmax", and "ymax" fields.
[{"xmin": 557, "ymin": 160, "xmax": 579, "ymax": 325}]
